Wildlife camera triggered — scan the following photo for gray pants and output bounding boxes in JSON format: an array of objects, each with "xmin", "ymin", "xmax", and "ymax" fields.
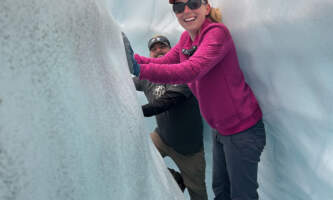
[
  {"xmin": 212, "ymin": 120, "xmax": 266, "ymax": 200},
  {"xmin": 150, "ymin": 132, "xmax": 208, "ymax": 200}
]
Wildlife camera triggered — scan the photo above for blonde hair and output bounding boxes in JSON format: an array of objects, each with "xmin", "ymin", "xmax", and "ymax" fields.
[{"xmin": 208, "ymin": 7, "xmax": 222, "ymax": 23}]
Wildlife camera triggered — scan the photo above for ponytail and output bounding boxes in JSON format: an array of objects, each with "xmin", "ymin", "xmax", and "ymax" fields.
[{"xmin": 208, "ymin": 7, "xmax": 222, "ymax": 23}]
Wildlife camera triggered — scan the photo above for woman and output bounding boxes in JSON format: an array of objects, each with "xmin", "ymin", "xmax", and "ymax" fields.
[{"xmin": 126, "ymin": 0, "xmax": 266, "ymax": 199}]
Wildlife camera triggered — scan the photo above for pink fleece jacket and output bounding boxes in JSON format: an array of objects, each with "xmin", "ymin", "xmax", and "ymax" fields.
[{"xmin": 135, "ymin": 19, "xmax": 262, "ymax": 135}]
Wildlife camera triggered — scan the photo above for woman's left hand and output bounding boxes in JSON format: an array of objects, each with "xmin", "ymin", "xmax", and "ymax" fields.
[{"xmin": 131, "ymin": 55, "xmax": 140, "ymax": 76}]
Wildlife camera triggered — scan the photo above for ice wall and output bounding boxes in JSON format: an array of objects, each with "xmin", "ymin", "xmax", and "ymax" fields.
[
  {"xmin": 111, "ymin": 0, "xmax": 333, "ymax": 199},
  {"xmin": 216, "ymin": 1, "xmax": 333, "ymax": 199},
  {"xmin": 0, "ymin": 0, "xmax": 185, "ymax": 199}
]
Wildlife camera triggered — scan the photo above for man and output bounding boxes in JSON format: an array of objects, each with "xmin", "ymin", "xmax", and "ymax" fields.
[{"xmin": 130, "ymin": 35, "xmax": 208, "ymax": 200}]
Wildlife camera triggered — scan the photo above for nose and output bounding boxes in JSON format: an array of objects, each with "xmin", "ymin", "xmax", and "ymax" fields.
[
  {"xmin": 155, "ymin": 48, "xmax": 164, "ymax": 55},
  {"xmin": 183, "ymin": 5, "xmax": 191, "ymax": 13},
  {"xmin": 151, "ymin": 48, "xmax": 163, "ymax": 57}
]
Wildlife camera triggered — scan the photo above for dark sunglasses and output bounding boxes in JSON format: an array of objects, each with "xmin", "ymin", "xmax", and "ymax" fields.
[{"xmin": 172, "ymin": 0, "xmax": 206, "ymax": 14}]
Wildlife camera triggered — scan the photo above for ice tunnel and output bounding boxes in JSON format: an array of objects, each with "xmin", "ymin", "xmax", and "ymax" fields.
[{"xmin": 1, "ymin": 0, "xmax": 333, "ymax": 199}]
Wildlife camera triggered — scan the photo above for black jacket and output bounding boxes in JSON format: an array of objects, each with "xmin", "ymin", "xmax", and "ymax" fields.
[{"xmin": 133, "ymin": 77, "xmax": 203, "ymax": 155}]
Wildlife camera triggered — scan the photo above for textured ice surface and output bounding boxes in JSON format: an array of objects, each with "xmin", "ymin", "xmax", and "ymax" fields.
[
  {"xmin": 111, "ymin": 0, "xmax": 333, "ymax": 199},
  {"xmin": 0, "ymin": 0, "xmax": 185, "ymax": 199},
  {"xmin": 1, "ymin": 0, "xmax": 332, "ymax": 199}
]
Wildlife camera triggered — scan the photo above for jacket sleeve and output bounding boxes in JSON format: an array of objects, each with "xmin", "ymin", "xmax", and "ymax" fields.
[
  {"xmin": 139, "ymin": 25, "xmax": 233, "ymax": 84},
  {"xmin": 132, "ymin": 77, "xmax": 145, "ymax": 91},
  {"xmin": 141, "ymin": 87, "xmax": 189, "ymax": 117}
]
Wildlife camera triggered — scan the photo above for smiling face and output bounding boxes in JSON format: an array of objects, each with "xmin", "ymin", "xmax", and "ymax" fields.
[{"xmin": 174, "ymin": 0, "xmax": 210, "ymax": 40}]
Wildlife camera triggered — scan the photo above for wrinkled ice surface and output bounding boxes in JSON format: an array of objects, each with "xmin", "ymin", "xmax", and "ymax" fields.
[
  {"xmin": 0, "ymin": 0, "xmax": 185, "ymax": 199},
  {"xmin": 111, "ymin": 0, "xmax": 333, "ymax": 199},
  {"xmin": 1, "ymin": 0, "xmax": 333, "ymax": 199}
]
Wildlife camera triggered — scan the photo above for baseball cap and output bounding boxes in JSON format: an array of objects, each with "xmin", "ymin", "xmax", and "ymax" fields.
[{"xmin": 148, "ymin": 35, "xmax": 171, "ymax": 50}]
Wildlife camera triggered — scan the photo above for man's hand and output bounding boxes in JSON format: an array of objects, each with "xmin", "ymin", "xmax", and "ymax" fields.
[{"xmin": 122, "ymin": 32, "xmax": 140, "ymax": 76}]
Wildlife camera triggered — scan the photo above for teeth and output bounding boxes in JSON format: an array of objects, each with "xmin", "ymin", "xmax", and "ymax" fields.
[{"xmin": 184, "ymin": 17, "xmax": 196, "ymax": 22}]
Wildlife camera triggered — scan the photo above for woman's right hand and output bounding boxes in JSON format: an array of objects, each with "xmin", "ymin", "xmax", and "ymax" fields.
[{"xmin": 121, "ymin": 32, "xmax": 140, "ymax": 76}]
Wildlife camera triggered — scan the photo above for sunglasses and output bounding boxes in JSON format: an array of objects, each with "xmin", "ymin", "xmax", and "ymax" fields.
[{"xmin": 172, "ymin": 0, "xmax": 206, "ymax": 14}]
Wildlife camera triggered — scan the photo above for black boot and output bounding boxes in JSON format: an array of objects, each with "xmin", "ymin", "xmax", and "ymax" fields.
[{"xmin": 168, "ymin": 168, "xmax": 186, "ymax": 192}]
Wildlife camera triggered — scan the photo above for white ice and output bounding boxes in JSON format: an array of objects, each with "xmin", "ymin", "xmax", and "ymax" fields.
[{"xmin": 0, "ymin": 0, "xmax": 184, "ymax": 199}]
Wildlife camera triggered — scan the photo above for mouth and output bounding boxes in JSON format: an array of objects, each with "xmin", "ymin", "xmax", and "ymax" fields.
[{"xmin": 184, "ymin": 16, "xmax": 196, "ymax": 23}]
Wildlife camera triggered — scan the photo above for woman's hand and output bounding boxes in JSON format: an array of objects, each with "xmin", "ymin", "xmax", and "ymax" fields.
[
  {"xmin": 131, "ymin": 55, "xmax": 140, "ymax": 76},
  {"xmin": 122, "ymin": 32, "xmax": 140, "ymax": 76}
]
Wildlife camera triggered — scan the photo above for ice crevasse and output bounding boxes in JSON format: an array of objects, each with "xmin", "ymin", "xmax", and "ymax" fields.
[
  {"xmin": 113, "ymin": 0, "xmax": 333, "ymax": 199},
  {"xmin": 1, "ymin": 0, "xmax": 333, "ymax": 200}
]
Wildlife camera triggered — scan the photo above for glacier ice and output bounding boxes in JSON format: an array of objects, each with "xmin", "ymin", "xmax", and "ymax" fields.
[
  {"xmin": 0, "ymin": 0, "xmax": 185, "ymax": 199},
  {"xmin": 1, "ymin": 0, "xmax": 333, "ymax": 199}
]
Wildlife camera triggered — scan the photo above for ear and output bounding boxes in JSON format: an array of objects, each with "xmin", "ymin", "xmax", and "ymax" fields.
[{"xmin": 205, "ymin": 3, "xmax": 211, "ymax": 16}]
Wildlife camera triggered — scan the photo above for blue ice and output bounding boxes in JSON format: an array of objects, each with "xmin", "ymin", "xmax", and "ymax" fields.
[{"xmin": 1, "ymin": 0, "xmax": 333, "ymax": 199}]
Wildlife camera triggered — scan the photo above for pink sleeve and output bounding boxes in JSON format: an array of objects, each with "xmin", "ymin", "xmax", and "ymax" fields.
[
  {"xmin": 134, "ymin": 42, "xmax": 181, "ymax": 64},
  {"xmin": 139, "ymin": 26, "xmax": 234, "ymax": 84}
]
